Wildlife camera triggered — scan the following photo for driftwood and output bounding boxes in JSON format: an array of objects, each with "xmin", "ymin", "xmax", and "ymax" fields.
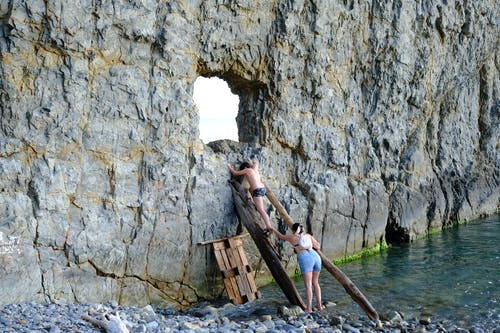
[
  {"xmin": 230, "ymin": 180, "xmax": 306, "ymax": 309},
  {"xmin": 82, "ymin": 305, "xmax": 130, "ymax": 333},
  {"xmin": 265, "ymin": 184, "xmax": 380, "ymax": 321}
]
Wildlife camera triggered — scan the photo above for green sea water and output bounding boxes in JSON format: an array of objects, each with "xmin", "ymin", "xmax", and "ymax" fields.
[{"xmin": 261, "ymin": 214, "xmax": 499, "ymax": 330}]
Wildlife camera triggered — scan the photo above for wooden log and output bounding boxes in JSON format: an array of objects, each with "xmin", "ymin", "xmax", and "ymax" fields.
[
  {"xmin": 230, "ymin": 180, "xmax": 306, "ymax": 309},
  {"xmin": 316, "ymin": 249, "xmax": 379, "ymax": 321},
  {"xmin": 82, "ymin": 306, "xmax": 129, "ymax": 333},
  {"xmin": 265, "ymin": 184, "xmax": 380, "ymax": 321}
]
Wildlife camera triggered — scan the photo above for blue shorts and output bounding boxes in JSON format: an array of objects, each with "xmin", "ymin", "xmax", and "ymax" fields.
[{"xmin": 297, "ymin": 250, "xmax": 321, "ymax": 274}]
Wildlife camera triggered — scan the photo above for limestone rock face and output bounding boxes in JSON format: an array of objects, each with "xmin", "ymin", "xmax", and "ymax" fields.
[{"xmin": 0, "ymin": 0, "xmax": 498, "ymax": 307}]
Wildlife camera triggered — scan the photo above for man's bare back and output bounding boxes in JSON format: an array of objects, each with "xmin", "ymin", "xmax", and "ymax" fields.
[
  {"xmin": 227, "ymin": 160, "xmax": 264, "ymax": 192},
  {"xmin": 227, "ymin": 160, "xmax": 272, "ymax": 231}
]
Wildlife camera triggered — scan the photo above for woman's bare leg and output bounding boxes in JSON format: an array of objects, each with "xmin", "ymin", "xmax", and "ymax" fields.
[
  {"xmin": 312, "ymin": 270, "xmax": 322, "ymax": 310},
  {"xmin": 302, "ymin": 272, "xmax": 313, "ymax": 313}
]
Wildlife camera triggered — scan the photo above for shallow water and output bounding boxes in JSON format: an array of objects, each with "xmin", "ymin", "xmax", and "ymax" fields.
[{"xmin": 249, "ymin": 214, "xmax": 499, "ymax": 330}]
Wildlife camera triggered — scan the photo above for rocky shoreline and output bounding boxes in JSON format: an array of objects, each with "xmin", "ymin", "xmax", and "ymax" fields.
[{"xmin": 0, "ymin": 300, "xmax": 497, "ymax": 333}]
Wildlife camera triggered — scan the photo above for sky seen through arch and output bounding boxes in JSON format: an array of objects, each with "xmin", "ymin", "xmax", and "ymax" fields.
[{"xmin": 193, "ymin": 76, "xmax": 239, "ymax": 144}]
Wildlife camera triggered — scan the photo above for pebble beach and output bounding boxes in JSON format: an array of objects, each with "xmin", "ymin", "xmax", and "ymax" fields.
[{"xmin": 0, "ymin": 300, "xmax": 497, "ymax": 333}]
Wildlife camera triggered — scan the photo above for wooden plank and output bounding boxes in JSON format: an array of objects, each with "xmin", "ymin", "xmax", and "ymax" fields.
[
  {"xmin": 213, "ymin": 249, "xmax": 227, "ymax": 271},
  {"xmin": 223, "ymin": 278, "xmax": 235, "ymax": 300},
  {"xmin": 233, "ymin": 253, "xmax": 255, "ymax": 297},
  {"xmin": 197, "ymin": 233, "xmax": 250, "ymax": 246},
  {"xmin": 228, "ymin": 239, "xmax": 244, "ymax": 267},
  {"xmin": 246, "ymin": 270, "xmax": 258, "ymax": 295},
  {"xmin": 239, "ymin": 268, "xmax": 253, "ymax": 295},
  {"xmin": 229, "ymin": 237, "xmax": 243, "ymax": 248},
  {"xmin": 214, "ymin": 249, "xmax": 230, "ymax": 272},
  {"xmin": 224, "ymin": 243, "xmax": 237, "ymax": 273},
  {"xmin": 236, "ymin": 251, "xmax": 258, "ymax": 299},
  {"xmin": 230, "ymin": 180, "xmax": 306, "ymax": 309},
  {"xmin": 264, "ymin": 184, "xmax": 380, "ymax": 321},
  {"xmin": 235, "ymin": 274, "xmax": 245, "ymax": 295},
  {"xmin": 213, "ymin": 240, "xmax": 228, "ymax": 251},
  {"xmin": 221, "ymin": 268, "xmax": 236, "ymax": 278},
  {"xmin": 227, "ymin": 240, "xmax": 251, "ymax": 299},
  {"xmin": 224, "ymin": 277, "xmax": 241, "ymax": 303},
  {"xmin": 230, "ymin": 237, "xmax": 260, "ymax": 301},
  {"xmin": 230, "ymin": 277, "xmax": 242, "ymax": 303},
  {"xmin": 242, "ymin": 274, "xmax": 254, "ymax": 298},
  {"xmin": 219, "ymin": 248, "xmax": 232, "ymax": 272},
  {"xmin": 234, "ymin": 241, "xmax": 250, "ymax": 266},
  {"xmin": 216, "ymin": 247, "xmax": 240, "ymax": 303},
  {"xmin": 210, "ymin": 229, "xmax": 260, "ymax": 305}
]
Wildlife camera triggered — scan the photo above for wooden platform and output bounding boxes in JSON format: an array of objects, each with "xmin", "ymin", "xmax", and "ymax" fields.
[{"xmin": 199, "ymin": 234, "xmax": 260, "ymax": 304}]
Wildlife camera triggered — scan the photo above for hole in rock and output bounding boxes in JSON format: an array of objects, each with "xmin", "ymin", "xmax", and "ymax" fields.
[{"xmin": 193, "ymin": 76, "xmax": 239, "ymax": 144}]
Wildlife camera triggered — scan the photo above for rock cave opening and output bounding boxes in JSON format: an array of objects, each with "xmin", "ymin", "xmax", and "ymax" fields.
[
  {"xmin": 193, "ymin": 69, "xmax": 269, "ymax": 148},
  {"xmin": 193, "ymin": 76, "xmax": 239, "ymax": 144}
]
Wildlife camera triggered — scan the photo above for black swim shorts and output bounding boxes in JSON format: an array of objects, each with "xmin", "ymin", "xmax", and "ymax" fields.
[{"xmin": 252, "ymin": 187, "xmax": 266, "ymax": 197}]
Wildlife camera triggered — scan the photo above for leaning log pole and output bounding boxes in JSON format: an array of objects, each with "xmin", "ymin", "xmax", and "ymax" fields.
[
  {"xmin": 229, "ymin": 181, "xmax": 306, "ymax": 310},
  {"xmin": 265, "ymin": 184, "xmax": 380, "ymax": 321}
]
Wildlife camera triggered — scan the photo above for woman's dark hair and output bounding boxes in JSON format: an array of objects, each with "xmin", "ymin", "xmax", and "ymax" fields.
[
  {"xmin": 292, "ymin": 223, "xmax": 303, "ymax": 234},
  {"xmin": 239, "ymin": 162, "xmax": 252, "ymax": 170},
  {"xmin": 231, "ymin": 161, "xmax": 252, "ymax": 184}
]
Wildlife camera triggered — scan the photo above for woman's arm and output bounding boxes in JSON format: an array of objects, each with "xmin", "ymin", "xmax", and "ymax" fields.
[
  {"xmin": 271, "ymin": 227, "xmax": 294, "ymax": 242},
  {"xmin": 311, "ymin": 235, "xmax": 321, "ymax": 250},
  {"xmin": 227, "ymin": 164, "xmax": 250, "ymax": 176}
]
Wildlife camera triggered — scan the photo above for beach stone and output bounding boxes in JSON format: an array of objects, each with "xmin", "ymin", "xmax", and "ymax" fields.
[
  {"xmin": 49, "ymin": 324, "xmax": 61, "ymax": 333},
  {"xmin": 275, "ymin": 323, "xmax": 300, "ymax": 332},
  {"xmin": 330, "ymin": 315, "xmax": 345, "ymax": 326},
  {"xmin": 180, "ymin": 321, "xmax": 202, "ymax": 330},
  {"xmin": 192, "ymin": 305, "xmax": 219, "ymax": 317},
  {"xmin": 342, "ymin": 323, "xmax": 361, "ymax": 333},
  {"xmin": 324, "ymin": 301, "xmax": 337, "ymax": 309},
  {"xmin": 259, "ymin": 314, "xmax": 272, "ymax": 322},
  {"xmin": 261, "ymin": 318, "xmax": 275, "ymax": 329},
  {"xmin": 131, "ymin": 324, "xmax": 147, "ymax": 333},
  {"xmin": 274, "ymin": 319, "xmax": 287, "ymax": 326},
  {"xmin": 253, "ymin": 325, "xmax": 268, "ymax": 333},
  {"xmin": 278, "ymin": 305, "xmax": 304, "ymax": 317},
  {"xmin": 388, "ymin": 311, "xmax": 404, "ymax": 323},
  {"xmin": 17, "ymin": 303, "xmax": 500, "ymax": 333},
  {"xmin": 419, "ymin": 316, "xmax": 432, "ymax": 325},
  {"xmin": 145, "ymin": 321, "xmax": 158, "ymax": 329}
]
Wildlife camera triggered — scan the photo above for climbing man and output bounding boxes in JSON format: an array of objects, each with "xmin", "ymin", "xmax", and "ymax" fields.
[{"xmin": 227, "ymin": 159, "xmax": 272, "ymax": 232}]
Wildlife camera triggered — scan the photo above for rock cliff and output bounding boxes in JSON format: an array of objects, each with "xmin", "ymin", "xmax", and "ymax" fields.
[{"xmin": 0, "ymin": 0, "xmax": 498, "ymax": 307}]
